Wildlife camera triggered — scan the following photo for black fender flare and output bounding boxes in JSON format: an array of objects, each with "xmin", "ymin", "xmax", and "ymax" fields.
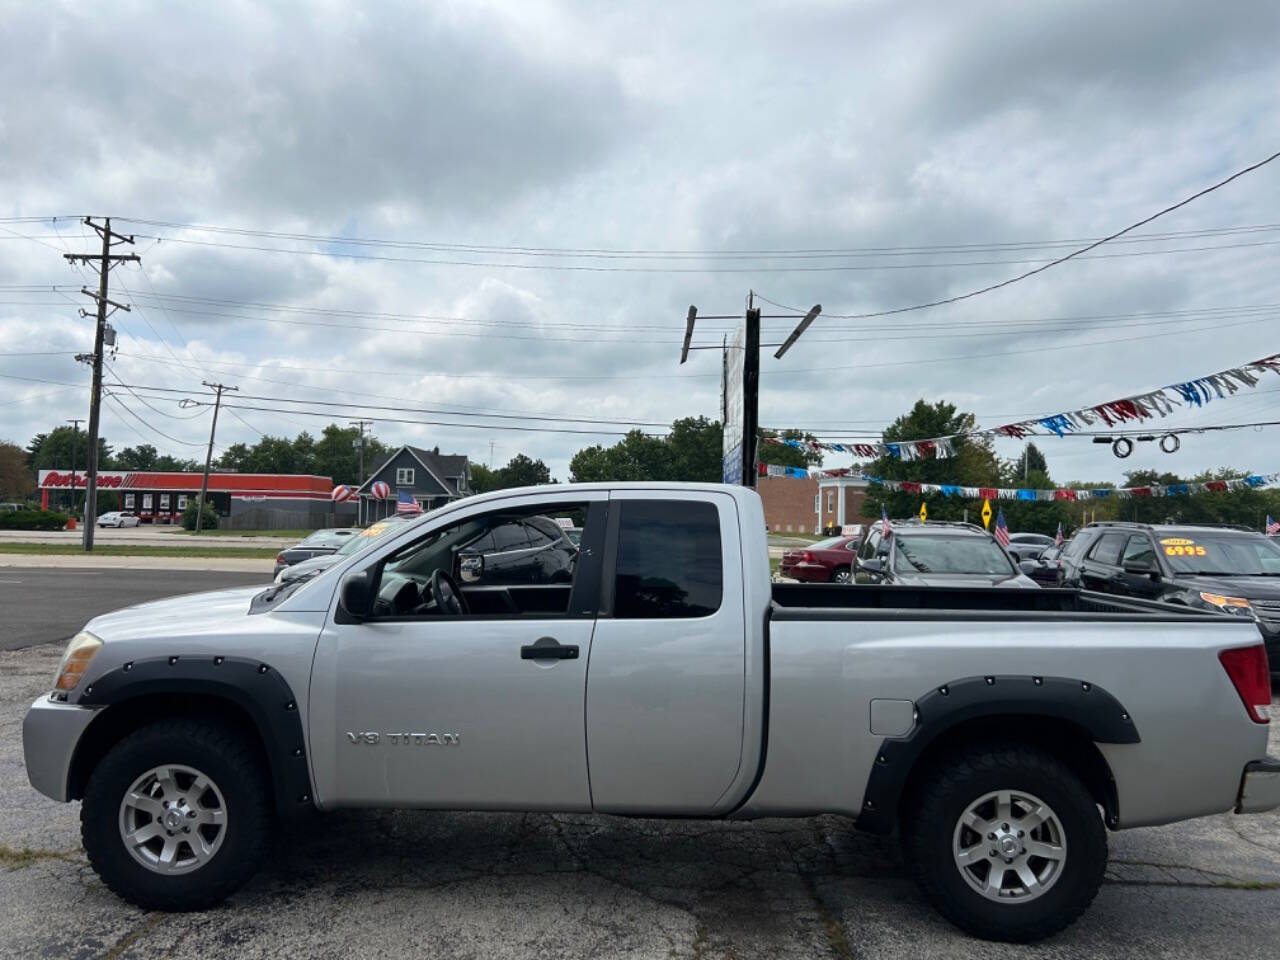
[
  {"xmin": 857, "ymin": 674, "xmax": 1139, "ymax": 833},
  {"xmin": 75, "ymin": 655, "xmax": 312, "ymax": 815}
]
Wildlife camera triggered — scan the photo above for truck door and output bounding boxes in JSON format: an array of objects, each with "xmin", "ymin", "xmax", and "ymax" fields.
[
  {"xmin": 586, "ymin": 492, "xmax": 747, "ymax": 814},
  {"xmin": 311, "ymin": 492, "xmax": 605, "ymax": 811}
]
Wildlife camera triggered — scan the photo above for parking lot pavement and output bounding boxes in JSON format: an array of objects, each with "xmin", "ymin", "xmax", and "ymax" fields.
[
  {"xmin": 0, "ymin": 568, "xmax": 270, "ymax": 651},
  {"xmin": 2, "ymin": 642, "xmax": 1277, "ymax": 960}
]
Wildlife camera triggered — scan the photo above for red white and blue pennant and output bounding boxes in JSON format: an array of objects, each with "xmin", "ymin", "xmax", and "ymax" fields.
[{"xmin": 760, "ymin": 351, "xmax": 1280, "ymax": 460}]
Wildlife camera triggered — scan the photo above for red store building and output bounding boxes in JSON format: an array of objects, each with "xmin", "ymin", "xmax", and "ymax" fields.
[{"xmin": 38, "ymin": 469, "xmax": 353, "ymax": 526}]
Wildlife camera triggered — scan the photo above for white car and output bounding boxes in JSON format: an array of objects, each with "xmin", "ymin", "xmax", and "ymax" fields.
[{"xmin": 96, "ymin": 511, "xmax": 140, "ymax": 528}]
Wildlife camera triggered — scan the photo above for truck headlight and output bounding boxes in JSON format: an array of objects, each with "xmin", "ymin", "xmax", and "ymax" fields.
[
  {"xmin": 1199, "ymin": 592, "xmax": 1253, "ymax": 616},
  {"xmin": 51, "ymin": 632, "xmax": 102, "ymax": 699}
]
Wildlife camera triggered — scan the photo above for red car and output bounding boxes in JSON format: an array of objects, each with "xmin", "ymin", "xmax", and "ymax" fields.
[{"xmin": 778, "ymin": 535, "xmax": 861, "ymax": 583}]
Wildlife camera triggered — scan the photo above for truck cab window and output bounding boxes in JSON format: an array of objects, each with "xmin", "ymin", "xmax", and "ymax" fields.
[
  {"xmin": 614, "ymin": 500, "xmax": 722, "ymax": 619},
  {"xmin": 372, "ymin": 503, "xmax": 589, "ymax": 618}
]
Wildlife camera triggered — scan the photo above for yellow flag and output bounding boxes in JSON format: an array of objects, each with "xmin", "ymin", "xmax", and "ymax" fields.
[
  {"xmin": 918, "ymin": 502, "xmax": 927, "ymax": 523},
  {"xmin": 981, "ymin": 499, "xmax": 993, "ymax": 529}
]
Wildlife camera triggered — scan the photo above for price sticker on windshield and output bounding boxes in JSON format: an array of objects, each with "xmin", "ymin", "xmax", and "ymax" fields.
[{"xmin": 1161, "ymin": 537, "xmax": 1206, "ymax": 557}]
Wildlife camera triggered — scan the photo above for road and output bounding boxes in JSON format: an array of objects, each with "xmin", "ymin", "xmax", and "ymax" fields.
[
  {"xmin": 1, "ymin": 593, "xmax": 1277, "ymax": 957},
  {"xmin": 0, "ymin": 527, "xmax": 298, "ymax": 548},
  {"xmin": 0, "ymin": 568, "xmax": 271, "ymax": 650}
]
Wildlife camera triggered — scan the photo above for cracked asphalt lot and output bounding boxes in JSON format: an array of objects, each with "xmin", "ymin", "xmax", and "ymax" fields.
[{"xmin": 3, "ymin": 642, "xmax": 1278, "ymax": 959}]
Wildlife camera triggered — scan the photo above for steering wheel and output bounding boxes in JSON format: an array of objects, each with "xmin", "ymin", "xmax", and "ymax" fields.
[{"xmin": 429, "ymin": 569, "xmax": 469, "ymax": 616}]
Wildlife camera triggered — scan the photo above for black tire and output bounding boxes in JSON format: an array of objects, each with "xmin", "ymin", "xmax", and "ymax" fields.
[
  {"xmin": 901, "ymin": 742, "xmax": 1106, "ymax": 943},
  {"xmin": 81, "ymin": 719, "xmax": 272, "ymax": 911},
  {"xmin": 830, "ymin": 566, "xmax": 851, "ymax": 584}
]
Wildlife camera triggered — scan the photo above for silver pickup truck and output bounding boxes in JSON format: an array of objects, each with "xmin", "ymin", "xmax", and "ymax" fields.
[{"xmin": 22, "ymin": 483, "xmax": 1280, "ymax": 942}]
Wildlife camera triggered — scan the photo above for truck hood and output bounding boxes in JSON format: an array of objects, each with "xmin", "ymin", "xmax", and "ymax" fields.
[
  {"xmin": 1177, "ymin": 573, "xmax": 1280, "ymax": 600},
  {"xmin": 279, "ymin": 553, "xmax": 343, "ymax": 583},
  {"xmin": 897, "ymin": 572, "xmax": 1040, "ymax": 589},
  {"xmin": 85, "ymin": 585, "xmax": 268, "ymax": 641}
]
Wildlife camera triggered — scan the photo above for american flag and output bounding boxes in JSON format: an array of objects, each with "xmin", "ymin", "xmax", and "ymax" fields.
[
  {"xmin": 880, "ymin": 504, "xmax": 891, "ymax": 538},
  {"xmin": 396, "ymin": 489, "xmax": 422, "ymax": 515},
  {"xmin": 993, "ymin": 508, "xmax": 1011, "ymax": 548},
  {"xmin": 1054, "ymin": 522, "xmax": 1064, "ymax": 547},
  {"xmin": 1267, "ymin": 515, "xmax": 1280, "ymax": 536}
]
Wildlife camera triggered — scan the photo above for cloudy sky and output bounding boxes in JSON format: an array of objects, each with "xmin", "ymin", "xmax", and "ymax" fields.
[{"xmin": 2, "ymin": 0, "xmax": 1279, "ymax": 486}]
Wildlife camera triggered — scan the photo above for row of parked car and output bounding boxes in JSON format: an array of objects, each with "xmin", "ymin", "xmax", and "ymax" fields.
[{"xmin": 779, "ymin": 518, "xmax": 1280, "ymax": 675}]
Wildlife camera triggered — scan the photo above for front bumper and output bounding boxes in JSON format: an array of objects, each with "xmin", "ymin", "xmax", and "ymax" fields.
[
  {"xmin": 22, "ymin": 696, "xmax": 99, "ymax": 802},
  {"xmin": 1236, "ymin": 757, "xmax": 1280, "ymax": 814}
]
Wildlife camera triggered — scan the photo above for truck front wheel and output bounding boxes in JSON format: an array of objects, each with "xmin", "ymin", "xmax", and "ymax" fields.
[
  {"xmin": 81, "ymin": 719, "xmax": 272, "ymax": 910},
  {"xmin": 901, "ymin": 742, "xmax": 1106, "ymax": 942}
]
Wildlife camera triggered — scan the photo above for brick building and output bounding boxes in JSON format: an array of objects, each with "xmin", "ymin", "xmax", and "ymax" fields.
[
  {"xmin": 756, "ymin": 475, "xmax": 818, "ymax": 533},
  {"xmin": 757, "ymin": 473, "xmax": 871, "ymax": 534}
]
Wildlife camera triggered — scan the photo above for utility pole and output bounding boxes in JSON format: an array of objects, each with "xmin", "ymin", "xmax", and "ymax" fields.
[
  {"xmin": 742, "ymin": 293, "xmax": 761, "ymax": 489},
  {"xmin": 488, "ymin": 440, "xmax": 496, "ymax": 469},
  {"xmin": 65, "ymin": 419, "xmax": 83, "ymax": 514},
  {"xmin": 63, "ymin": 217, "xmax": 138, "ymax": 551},
  {"xmin": 349, "ymin": 420, "xmax": 373, "ymax": 485},
  {"xmin": 195, "ymin": 382, "xmax": 238, "ymax": 534},
  {"xmin": 680, "ymin": 292, "xmax": 819, "ymax": 489}
]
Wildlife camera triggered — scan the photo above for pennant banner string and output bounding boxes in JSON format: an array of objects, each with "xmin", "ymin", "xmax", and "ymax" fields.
[{"xmin": 759, "ymin": 351, "xmax": 1280, "ymax": 460}]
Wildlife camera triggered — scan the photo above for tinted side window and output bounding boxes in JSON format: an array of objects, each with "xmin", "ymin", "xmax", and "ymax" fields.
[
  {"xmin": 615, "ymin": 500, "xmax": 722, "ymax": 619},
  {"xmin": 1121, "ymin": 535, "xmax": 1156, "ymax": 567},
  {"xmin": 491, "ymin": 523, "xmax": 532, "ymax": 551},
  {"xmin": 1090, "ymin": 533, "xmax": 1127, "ymax": 565}
]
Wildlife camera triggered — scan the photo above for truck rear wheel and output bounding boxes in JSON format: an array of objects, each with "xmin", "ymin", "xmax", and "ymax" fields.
[
  {"xmin": 901, "ymin": 742, "xmax": 1106, "ymax": 942},
  {"xmin": 81, "ymin": 719, "xmax": 271, "ymax": 910}
]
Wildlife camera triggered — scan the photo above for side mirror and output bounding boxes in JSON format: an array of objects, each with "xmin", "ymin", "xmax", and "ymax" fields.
[
  {"xmin": 1019, "ymin": 559, "xmax": 1037, "ymax": 575},
  {"xmin": 859, "ymin": 557, "xmax": 884, "ymax": 576},
  {"xmin": 1123, "ymin": 561, "xmax": 1159, "ymax": 579},
  {"xmin": 338, "ymin": 570, "xmax": 372, "ymax": 622},
  {"xmin": 458, "ymin": 552, "xmax": 484, "ymax": 584}
]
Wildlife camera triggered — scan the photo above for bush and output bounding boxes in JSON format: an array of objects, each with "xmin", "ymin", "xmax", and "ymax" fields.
[
  {"xmin": 0, "ymin": 510, "xmax": 71, "ymax": 531},
  {"xmin": 181, "ymin": 498, "xmax": 219, "ymax": 531}
]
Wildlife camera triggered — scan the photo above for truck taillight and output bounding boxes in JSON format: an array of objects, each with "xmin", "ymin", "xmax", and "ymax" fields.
[
  {"xmin": 1219, "ymin": 645, "xmax": 1271, "ymax": 724},
  {"xmin": 276, "ymin": 553, "xmax": 286, "ymax": 565}
]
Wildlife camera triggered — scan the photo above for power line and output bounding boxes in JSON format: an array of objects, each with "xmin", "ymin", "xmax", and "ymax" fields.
[
  {"xmin": 757, "ymin": 148, "xmax": 1280, "ymax": 321},
  {"xmin": 107, "ymin": 382, "xmax": 676, "ymax": 428},
  {"xmin": 122, "ymin": 232, "xmax": 1280, "ymax": 274},
  {"xmin": 181, "ymin": 400, "xmax": 669, "ymax": 437},
  {"xmin": 112, "ymin": 216, "xmax": 1280, "ymax": 258},
  {"xmin": 103, "ymin": 392, "xmax": 208, "ymax": 447}
]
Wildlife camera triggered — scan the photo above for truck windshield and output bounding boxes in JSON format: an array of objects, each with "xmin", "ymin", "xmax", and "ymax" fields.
[
  {"xmin": 893, "ymin": 535, "xmax": 1016, "ymax": 575},
  {"xmin": 1159, "ymin": 534, "xmax": 1280, "ymax": 575}
]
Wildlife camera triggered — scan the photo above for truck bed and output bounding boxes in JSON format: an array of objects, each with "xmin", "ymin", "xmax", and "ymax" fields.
[{"xmin": 770, "ymin": 583, "xmax": 1222, "ymax": 621}]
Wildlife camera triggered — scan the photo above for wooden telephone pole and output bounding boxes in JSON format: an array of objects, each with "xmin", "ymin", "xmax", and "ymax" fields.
[
  {"xmin": 194, "ymin": 382, "xmax": 238, "ymax": 534},
  {"xmin": 63, "ymin": 218, "xmax": 138, "ymax": 551}
]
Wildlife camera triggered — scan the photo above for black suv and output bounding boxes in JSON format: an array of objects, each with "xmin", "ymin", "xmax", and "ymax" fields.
[{"xmin": 1060, "ymin": 522, "xmax": 1280, "ymax": 676}]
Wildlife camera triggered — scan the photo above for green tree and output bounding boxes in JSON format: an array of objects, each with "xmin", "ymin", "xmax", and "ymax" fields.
[
  {"xmin": 0, "ymin": 441, "xmax": 35, "ymax": 500},
  {"xmin": 217, "ymin": 442, "xmax": 252, "ymax": 472},
  {"xmin": 115, "ymin": 444, "xmax": 159, "ymax": 470},
  {"xmin": 25, "ymin": 427, "xmax": 112, "ymax": 513},
  {"xmin": 666, "ymin": 416, "xmax": 723, "ymax": 481},
  {"xmin": 181, "ymin": 497, "xmax": 218, "ymax": 530},
  {"xmin": 312, "ymin": 424, "xmax": 388, "ymax": 485},
  {"xmin": 154, "ymin": 455, "xmax": 201, "ymax": 471},
  {"xmin": 997, "ymin": 442, "xmax": 1072, "ymax": 536},
  {"xmin": 470, "ymin": 463, "xmax": 499, "ymax": 493},
  {"xmin": 26, "ymin": 426, "xmax": 111, "ymax": 473},
  {"xmin": 861, "ymin": 400, "xmax": 1000, "ymax": 524},
  {"xmin": 570, "ymin": 430, "xmax": 672, "ymax": 482},
  {"xmin": 497, "ymin": 453, "xmax": 553, "ymax": 487}
]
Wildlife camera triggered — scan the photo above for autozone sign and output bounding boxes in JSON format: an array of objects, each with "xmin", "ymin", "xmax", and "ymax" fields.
[{"xmin": 39, "ymin": 470, "xmax": 129, "ymax": 489}]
